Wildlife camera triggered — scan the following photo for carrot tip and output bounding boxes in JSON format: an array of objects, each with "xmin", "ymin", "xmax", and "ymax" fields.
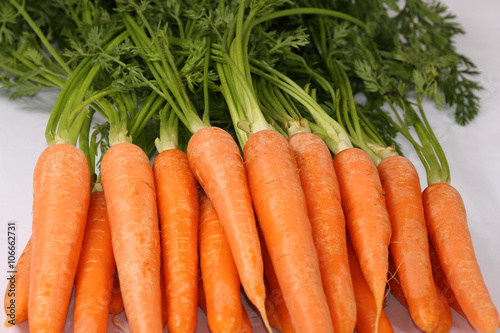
[
  {"xmin": 258, "ymin": 304, "xmax": 273, "ymax": 333},
  {"xmin": 111, "ymin": 313, "xmax": 130, "ymax": 333}
]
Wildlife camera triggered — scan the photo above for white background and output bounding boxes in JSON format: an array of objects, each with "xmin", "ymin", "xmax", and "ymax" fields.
[{"xmin": 1, "ymin": 0, "xmax": 499, "ymax": 332}]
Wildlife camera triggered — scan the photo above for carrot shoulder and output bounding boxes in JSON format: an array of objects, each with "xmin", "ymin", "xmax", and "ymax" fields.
[
  {"xmin": 74, "ymin": 188, "xmax": 115, "ymax": 333},
  {"xmin": 101, "ymin": 142, "xmax": 162, "ymax": 333},
  {"xmin": 378, "ymin": 155, "xmax": 440, "ymax": 332},
  {"xmin": 4, "ymin": 237, "xmax": 32, "ymax": 326},
  {"xmin": 334, "ymin": 147, "xmax": 391, "ymax": 319},
  {"xmin": 187, "ymin": 126, "xmax": 267, "ymax": 323},
  {"xmin": 244, "ymin": 129, "xmax": 333, "ymax": 332},
  {"xmin": 153, "ymin": 149, "xmax": 198, "ymax": 333},
  {"xmin": 198, "ymin": 191, "xmax": 242, "ymax": 333},
  {"xmin": 423, "ymin": 183, "xmax": 499, "ymax": 333},
  {"xmin": 288, "ymin": 131, "xmax": 356, "ymax": 333},
  {"xmin": 29, "ymin": 143, "xmax": 91, "ymax": 332}
]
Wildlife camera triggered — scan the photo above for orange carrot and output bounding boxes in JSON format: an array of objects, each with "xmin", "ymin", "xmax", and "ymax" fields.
[
  {"xmin": 153, "ymin": 149, "xmax": 199, "ymax": 333},
  {"xmin": 197, "ymin": 268, "xmax": 207, "ymax": 313},
  {"xmin": 347, "ymin": 236, "xmax": 393, "ymax": 333},
  {"xmin": 265, "ymin": 280, "xmax": 283, "ymax": 332},
  {"xmin": 101, "ymin": 142, "xmax": 162, "ymax": 333},
  {"xmin": 423, "ymin": 183, "xmax": 499, "ymax": 333},
  {"xmin": 160, "ymin": 264, "xmax": 168, "ymax": 328},
  {"xmin": 244, "ymin": 129, "xmax": 333, "ymax": 332},
  {"xmin": 4, "ymin": 237, "xmax": 32, "ymax": 326},
  {"xmin": 198, "ymin": 190, "xmax": 242, "ymax": 333},
  {"xmin": 288, "ymin": 131, "xmax": 356, "ymax": 333},
  {"xmin": 261, "ymin": 232, "xmax": 296, "ymax": 333},
  {"xmin": 29, "ymin": 143, "xmax": 91, "ymax": 332},
  {"xmin": 109, "ymin": 272, "xmax": 124, "ymax": 318},
  {"xmin": 388, "ymin": 257, "xmax": 452, "ymax": 333},
  {"xmin": 74, "ymin": 187, "xmax": 115, "ymax": 333},
  {"xmin": 198, "ymin": 273, "xmax": 253, "ymax": 333},
  {"xmin": 334, "ymin": 147, "xmax": 391, "ymax": 320},
  {"xmin": 239, "ymin": 304, "xmax": 253, "ymax": 333},
  {"xmin": 428, "ymin": 242, "xmax": 466, "ymax": 318},
  {"xmin": 433, "ymin": 285, "xmax": 453, "ymax": 333},
  {"xmin": 378, "ymin": 155, "xmax": 440, "ymax": 332},
  {"xmin": 187, "ymin": 127, "xmax": 267, "ymax": 325}
]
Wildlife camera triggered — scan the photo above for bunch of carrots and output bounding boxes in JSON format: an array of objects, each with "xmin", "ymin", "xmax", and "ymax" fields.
[{"xmin": 2, "ymin": 0, "xmax": 499, "ymax": 332}]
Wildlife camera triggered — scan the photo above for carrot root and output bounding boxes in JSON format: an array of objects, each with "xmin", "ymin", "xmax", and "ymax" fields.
[{"xmin": 423, "ymin": 183, "xmax": 499, "ymax": 333}]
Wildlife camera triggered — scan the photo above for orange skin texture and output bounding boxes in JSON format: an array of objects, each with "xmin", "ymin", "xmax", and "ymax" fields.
[
  {"xmin": 198, "ymin": 271, "xmax": 251, "ymax": 333},
  {"xmin": 347, "ymin": 237, "xmax": 393, "ymax": 333},
  {"xmin": 261, "ymin": 235, "xmax": 296, "ymax": 333},
  {"xmin": 199, "ymin": 191, "xmax": 243, "ymax": 333},
  {"xmin": 432, "ymin": 286, "xmax": 453, "ymax": 333},
  {"xmin": 244, "ymin": 129, "xmax": 333, "ymax": 333},
  {"xmin": 388, "ymin": 258, "xmax": 452, "ymax": 333},
  {"xmin": 160, "ymin": 264, "xmax": 168, "ymax": 328},
  {"xmin": 153, "ymin": 149, "xmax": 199, "ymax": 333},
  {"xmin": 264, "ymin": 280, "xmax": 283, "ymax": 332},
  {"xmin": 423, "ymin": 183, "xmax": 499, "ymax": 333},
  {"xmin": 74, "ymin": 190, "xmax": 115, "ymax": 333},
  {"xmin": 334, "ymin": 148, "xmax": 391, "ymax": 317},
  {"xmin": 101, "ymin": 143, "xmax": 162, "ymax": 333},
  {"xmin": 378, "ymin": 155, "xmax": 440, "ymax": 332},
  {"xmin": 289, "ymin": 132, "xmax": 356, "ymax": 333},
  {"xmin": 428, "ymin": 242, "xmax": 466, "ymax": 318},
  {"xmin": 4, "ymin": 237, "xmax": 32, "ymax": 326},
  {"xmin": 109, "ymin": 272, "xmax": 124, "ymax": 316},
  {"xmin": 239, "ymin": 305, "xmax": 253, "ymax": 333},
  {"xmin": 29, "ymin": 143, "xmax": 91, "ymax": 333},
  {"xmin": 187, "ymin": 127, "xmax": 266, "ymax": 320}
]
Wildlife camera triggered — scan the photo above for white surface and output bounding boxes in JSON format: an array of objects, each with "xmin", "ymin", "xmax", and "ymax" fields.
[{"xmin": 1, "ymin": 0, "xmax": 499, "ymax": 331}]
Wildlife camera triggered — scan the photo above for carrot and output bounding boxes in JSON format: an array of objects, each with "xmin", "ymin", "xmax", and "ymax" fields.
[
  {"xmin": 4, "ymin": 237, "xmax": 32, "ymax": 326},
  {"xmin": 334, "ymin": 147, "xmax": 392, "ymax": 320},
  {"xmin": 264, "ymin": 280, "xmax": 283, "ymax": 332},
  {"xmin": 101, "ymin": 142, "xmax": 162, "ymax": 333},
  {"xmin": 423, "ymin": 183, "xmax": 499, "ymax": 333},
  {"xmin": 153, "ymin": 148, "xmax": 198, "ymax": 333},
  {"xmin": 108, "ymin": 272, "xmax": 128, "ymax": 333},
  {"xmin": 388, "ymin": 257, "xmax": 452, "ymax": 333},
  {"xmin": 347, "ymin": 236, "xmax": 393, "ymax": 333},
  {"xmin": 378, "ymin": 155, "xmax": 440, "ymax": 332},
  {"xmin": 245, "ymin": 129, "xmax": 333, "ymax": 332},
  {"xmin": 74, "ymin": 187, "xmax": 115, "ymax": 333},
  {"xmin": 160, "ymin": 264, "xmax": 168, "ymax": 328},
  {"xmin": 288, "ymin": 131, "xmax": 356, "ymax": 333},
  {"xmin": 428, "ymin": 242, "xmax": 466, "ymax": 318},
  {"xmin": 239, "ymin": 303, "xmax": 253, "ymax": 333},
  {"xmin": 261, "ymin": 232, "xmax": 296, "ymax": 333},
  {"xmin": 198, "ymin": 190, "xmax": 243, "ymax": 333},
  {"xmin": 198, "ymin": 273, "xmax": 253, "ymax": 333},
  {"xmin": 187, "ymin": 126, "xmax": 267, "ymax": 326},
  {"xmin": 109, "ymin": 271, "xmax": 124, "ymax": 325},
  {"xmin": 197, "ymin": 267, "xmax": 207, "ymax": 313},
  {"xmin": 29, "ymin": 143, "xmax": 91, "ymax": 332},
  {"xmin": 432, "ymin": 285, "xmax": 453, "ymax": 333}
]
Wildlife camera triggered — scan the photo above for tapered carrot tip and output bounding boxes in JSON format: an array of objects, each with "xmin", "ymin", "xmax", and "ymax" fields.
[{"xmin": 423, "ymin": 183, "xmax": 499, "ymax": 333}]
